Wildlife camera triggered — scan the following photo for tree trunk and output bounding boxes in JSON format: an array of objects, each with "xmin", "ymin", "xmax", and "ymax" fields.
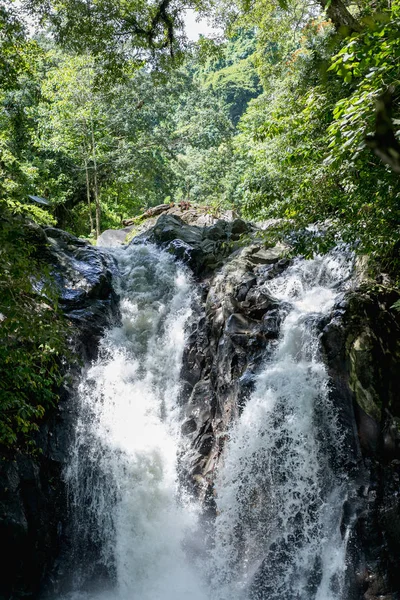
[
  {"xmin": 84, "ymin": 158, "xmax": 94, "ymax": 234},
  {"xmin": 90, "ymin": 115, "xmax": 101, "ymax": 238},
  {"xmin": 318, "ymin": 0, "xmax": 361, "ymax": 32}
]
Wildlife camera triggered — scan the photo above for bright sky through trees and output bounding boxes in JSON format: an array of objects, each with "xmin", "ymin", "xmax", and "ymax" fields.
[{"xmin": 184, "ymin": 9, "xmax": 220, "ymax": 40}]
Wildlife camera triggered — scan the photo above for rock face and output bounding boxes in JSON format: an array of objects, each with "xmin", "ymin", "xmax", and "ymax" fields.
[
  {"xmin": 0, "ymin": 228, "xmax": 118, "ymax": 600},
  {"xmin": 44, "ymin": 227, "xmax": 119, "ymax": 359},
  {"xmin": 135, "ymin": 213, "xmax": 254, "ymax": 276},
  {"xmin": 321, "ymin": 288, "xmax": 400, "ymax": 600},
  {"xmin": 2, "ymin": 216, "xmax": 400, "ymax": 600},
  {"xmin": 138, "ymin": 215, "xmax": 400, "ymax": 599},
  {"xmin": 176, "ymin": 242, "xmax": 291, "ymax": 505}
]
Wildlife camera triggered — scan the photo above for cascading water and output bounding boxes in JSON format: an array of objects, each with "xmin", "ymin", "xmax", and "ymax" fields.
[
  {"xmin": 211, "ymin": 249, "xmax": 355, "ymax": 600},
  {"xmin": 59, "ymin": 241, "xmax": 356, "ymax": 600},
  {"xmin": 64, "ymin": 243, "xmax": 208, "ymax": 600}
]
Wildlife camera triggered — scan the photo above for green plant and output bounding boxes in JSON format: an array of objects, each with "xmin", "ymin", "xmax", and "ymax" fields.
[{"xmin": 0, "ymin": 215, "xmax": 73, "ymax": 449}]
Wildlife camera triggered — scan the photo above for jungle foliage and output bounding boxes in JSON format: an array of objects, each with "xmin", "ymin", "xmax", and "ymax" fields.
[
  {"xmin": 1, "ymin": 0, "xmax": 400, "ymax": 445},
  {"xmin": 0, "ymin": 216, "xmax": 72, "ymax": 448}
]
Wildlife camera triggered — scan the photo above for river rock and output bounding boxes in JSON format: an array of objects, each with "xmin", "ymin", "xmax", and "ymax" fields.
[
  {"xmin": 133, "ymin": 213, "xmax": 254, "ymax": 276},
  {"xmin": 321, "ymin": 287, "xmax": 400, "ymax": 599}
]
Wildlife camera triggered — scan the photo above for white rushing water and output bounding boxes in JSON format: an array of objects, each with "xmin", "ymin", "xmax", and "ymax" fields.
[
  {"xmin": 211, "ymin": 249, "xmax": 355, "ymax": 600},
  {"xmin": 62, "ymin": 243, "xmax": 355, "ymax": 600},
  {"xmin": 65, "ymin": 244, "xmax": 208, "ymax": 600}
]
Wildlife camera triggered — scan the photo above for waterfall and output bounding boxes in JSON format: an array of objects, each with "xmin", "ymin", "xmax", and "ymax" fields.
[
  {"xmin": 211, "ymin": 249, "xmax": 355, "ymax": 600},
  {"xmin": 59, "ymin": 242, "xmax": 355, "ymax": 600},
  {"xmin": 64, "ymin": 243, "xmax": 208, "ymax": 600}
]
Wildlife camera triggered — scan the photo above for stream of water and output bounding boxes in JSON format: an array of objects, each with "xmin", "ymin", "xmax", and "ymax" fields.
[
  {"xmin": 211, "ymin": 251, "xmax": 354, "ymax": 600},
  {"xmin": 60, "ymin": 243, "xmax": 354, "ymax": 600}
]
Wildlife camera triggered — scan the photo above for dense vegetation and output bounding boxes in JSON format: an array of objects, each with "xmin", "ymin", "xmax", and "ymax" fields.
[
  {"xmin": 0, "ymin": 217, "xmax": 71, "ymax": 448},
  {"xmin": 1, "ymin": 0, "xmax": 399, "ymax": 446}
]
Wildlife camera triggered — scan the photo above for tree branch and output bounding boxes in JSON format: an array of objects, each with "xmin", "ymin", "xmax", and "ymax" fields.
[{"xmin": 317, "ymin": 0, "xmax": 361, "ymax": 32}]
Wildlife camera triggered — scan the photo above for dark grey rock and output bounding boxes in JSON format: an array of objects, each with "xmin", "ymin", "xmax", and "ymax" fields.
[
  {"xmin": 181, "ymin": 419, "xmax": 197, "ymax": 436},
  {"xmin": 231, "ymin": 218, "xmax": 250, "ymax": 236},
  {"xmin": 206, "ymin": 220, "xmax": 229, "ymax": 241},
  {"xmin": 134, "ymin": 213, "xmax": 257, "ymax": 277},
  {"xmin": 0, "ymin": 226, "xmax": 120, "ymax": 600},
  {"xmin": 320, "ymin": 288, "xmax": 400, "ymax": 598},
  {"xmin": 225, "ymin": 313, "xmax": 260, "ymax": 335},
  {"xmin": 44, "ymin": 228, "xmax": 119, "ymax": 360}
]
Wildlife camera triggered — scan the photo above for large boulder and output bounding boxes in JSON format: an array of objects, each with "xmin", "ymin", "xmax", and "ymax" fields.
[
  {"xmin": 321, "ymin": 287, "xmax": 400, "ymax": 599},
  {"xmin": 133, "ymin": 213, "xmax": 254, "ymax": 276},
  {"xmin": 176, "ymin": 240, "xmax": 290, "ymax": 502},
  {"xmin": 44, "ymin": 227, "xmax": 119, "ymax": 359}
]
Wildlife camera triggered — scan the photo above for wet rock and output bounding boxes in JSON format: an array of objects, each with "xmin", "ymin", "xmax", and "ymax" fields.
[
  {"xmin": 181, "ymin": 419, "xmax": 197, "ymax": 436},
  {"xmin": 236, "ymin": 276, "xmax": 257, "ymax": 302},
  {"xmin": 45, "ymin": 227, "xmax": 119, "ymax": 359},
  {"xmin": 261, "ymin": 308, "xmax": 282, "ymax": 337},
  {"xmin": 237, "ymin": 369, "xmax": 257, "ymax": 412},
  {"xmin": 196, "ymin": 434, "xmax": 214, "ymax": 456},
  {"xmin": 0, "ymin": 436, "xmax": 70, "ymax": 600},
  {"xmin": 356, "ymin": 405, "xmax": 381, "ymax": 456},
  {"xmin": 225, "ymin": 313, "xmax": 260, "ymax": 335},
  {"xmin": 242, "ymin": 288, "xmax": 277, "ymax": 320},
  {"xmin": 322, "ymin": 290, "xmax": 400, "ymax": 451},
  {"xmin": 186, "ymin": 380, "xmax": 215, "ymax": 424},
  {"xmin": 177, "ymin": 240, "xmax": 290, "ymax": 501},
  {"xmin": 0, "ymin": 226, "xmax": 120, "ymax": 600},
  {"xmin": 321, "ymin": 287, "xmax": 400, "ymax": 599}
]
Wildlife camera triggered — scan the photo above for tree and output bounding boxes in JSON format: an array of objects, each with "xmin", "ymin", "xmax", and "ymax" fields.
[
  {"xmin": 226, "ymin": 0, "xmax": 400, "ymax": 271},
  {"xmin": 317, "ymin": 0, "xmax": 361, "ymax": 33},
  {"xmin": 0, "ymin": 7, "xmax": 59, "ymax": 226},
  {"xmin": 22, "ymin": 0, "xmax": 204, "ymax": 67},
  {"xmin": 36, "ymin": 52, "xmax": 111, "ymax": 236}
]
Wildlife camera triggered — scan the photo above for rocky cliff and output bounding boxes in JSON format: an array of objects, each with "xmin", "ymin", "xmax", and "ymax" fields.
[
  {"xmin": 1, "ymin": 215, "xmax": 399, "ymax": 600},
  {"xmin": 322, "ymin": 288, "xmax": 400, "ymax": 599},
  {"xmin": 0, "ymin": 227, "xmax": 118, "ymax": 600},
  {"xmin": 138, "ymin": 213, "xmax": 400, "ymax": 600}
]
